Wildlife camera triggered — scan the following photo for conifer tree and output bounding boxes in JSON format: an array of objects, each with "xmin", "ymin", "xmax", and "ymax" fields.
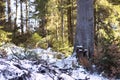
[
  {"xmin": 74, "ymin": 0, "xmax": 94, "ymax": 58},
  {"xmin": 0, "ymin": 0, "xmax": 5, "ymax": 26}
]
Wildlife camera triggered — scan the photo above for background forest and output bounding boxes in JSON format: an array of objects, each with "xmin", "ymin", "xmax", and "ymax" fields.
[{"xmin": 0, "ymin": 0, "xmax": 120, "ymax": 78}]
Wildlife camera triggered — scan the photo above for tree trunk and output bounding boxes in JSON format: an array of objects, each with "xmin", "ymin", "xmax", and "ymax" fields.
[
  {"xmin": 38, "ymin": 17, "xmax": 46, "ymax": 37},
  {"xmin": 13, "ymin": 0, "xmax": 18, "ymax": 38},
  {"xmin": 7, "ymin": 0, "xmax": 11, "ymax": 29},
  {"xmin": 60, "ymin": 0, "xmax": 64, "ymax": 44},
  {"xmin": 0, "ymin": 0, "xmax": 5, "ymax": 26},
  {"xmin": 20, "ymin": 0, "xmax": 24, "ymax": 34},
  {"xmin": 67, "ymin": 0, "xmax": 73, "ymax": 46},
  {"xmin": 74, "ymin": 0, "xmax": 94, "ymax": 58},
  {"xmin": 25, "ymin": 0, "xmax": 29, "ymax": 32}
]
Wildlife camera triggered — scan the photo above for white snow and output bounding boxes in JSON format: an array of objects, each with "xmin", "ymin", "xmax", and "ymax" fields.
[
  {"xmin": 0, "ymin": 44, "xmax": 111, "ymax": 80},
  {"xmin": 60, "ymin": 73, "xmax": 74, "ymax": 80}
]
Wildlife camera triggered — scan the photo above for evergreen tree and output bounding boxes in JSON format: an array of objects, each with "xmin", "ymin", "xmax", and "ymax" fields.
[
  {"xmin": 67, "ymin": 0, "xmax": 73, "ymax": 46},
  {"xmin": 13, "ymin": 0, "xmax": 18, "ymax": 38},
  {"xmin": 74, "ymin": 0, "xmax": 94, "ymax": 59},
  {"xmin": 0, "ymin": 0, "xmax": 5, "ymax": 26},
  {"xmin": 25, "ymin": 0, "xmax": 29, "ymax": 32},
  {"xmin": 34, "ymin": 0, "xmax": 48, "ymax": 37},
  {"xmin": 20, "ymin": 0, "xmax": 24, "ymax": 34},
  {"xmin": 7, "ymin": 0, "xmax": 11, "ymax": 29}
]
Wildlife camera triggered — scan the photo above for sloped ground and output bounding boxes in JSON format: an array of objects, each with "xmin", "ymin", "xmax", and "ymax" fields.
[{"xmin": 0, "ymin": 43, "xmax": 109, "ymax": 80}]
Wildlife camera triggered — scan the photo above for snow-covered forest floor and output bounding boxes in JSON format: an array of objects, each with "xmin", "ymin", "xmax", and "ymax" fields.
[{"xmin": 0, "ymin": 43, "xmax": 110, "ymax": 80}]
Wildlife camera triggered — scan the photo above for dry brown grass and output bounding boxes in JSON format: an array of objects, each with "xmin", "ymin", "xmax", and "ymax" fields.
[{"xmin": 94, "ymin": 44, "xmax": 120, "ymax": 78}]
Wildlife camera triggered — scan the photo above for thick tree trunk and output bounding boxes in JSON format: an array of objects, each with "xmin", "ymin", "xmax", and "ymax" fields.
[{"xmin": 74, "ymin": 0, "xmax": 94, "ymax": 58}]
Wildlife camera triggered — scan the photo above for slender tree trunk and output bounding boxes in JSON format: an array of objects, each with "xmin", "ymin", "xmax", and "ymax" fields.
[
  {"xmin": 0, "ymin": 0, "xmax": 5, "ymax": 26},
  {"xmin": 25, "ymin": 0, "xmax": 29, "ymax": 32},
  {"xmin": 41, "ymin": 17, "xmax": 46, "ymax": 37},
  {"xmin": 94, "ymin": 1, "xmax": 98, "ymax": 46},
  {"xmin": 60, "ymin": 0, "xmax": 64, "ymax": 43},
  {"xmin": 56, "ymin": 22, "xmax": 59, "ymax": 41},
  {"xmin": 7, "ymin": 0, "xmax": 11, "ymax": 29},
  {"xmin": 15, "ymin": 0, "xmax": 18, "ymax": 28},
  {"xmin": 67, "ymin": 0, "xmax": 73, "ymax": 46},
  {"xmin": 71, "ymin": 0, "xmax": 76, "ymax": 45},
  {"xmin": 13, "ymin": 0, "xmax": 18, "ymax": 38},
  {"xmin": 20, "ymin": 0, "xmax": 24, "ymax": 34},
  {"xmin": 74, "ymin": 0, "xmax": 94, "ymax": 58}
]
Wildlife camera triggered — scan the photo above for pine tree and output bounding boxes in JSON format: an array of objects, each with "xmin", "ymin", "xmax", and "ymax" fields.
[
  {"xmin": 7, "ymin": 0, "xmax": 11, "ymax": 28},
  {"xmin": 0, "ymin": 0, "xmax": 5, "ymax": 26},
  {"xmin": 20, "ymin": 0, "xmax": 24, "ymax": 34},
  {"xmin": 67, "ymin": 0, "xmax": 73, "ymax": 46},
  {"xmin": 25, "ymin": 0, "xmax": 29, "ymax": 32},
  {"xmin": 74, "ymin": 0, "xmax": 94, "ymax": 61}
]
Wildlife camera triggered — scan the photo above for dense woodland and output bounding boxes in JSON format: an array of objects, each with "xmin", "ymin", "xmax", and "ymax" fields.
[{"xmin": 0, "ymin": 0, "xmax": 120, "ymax": 78}]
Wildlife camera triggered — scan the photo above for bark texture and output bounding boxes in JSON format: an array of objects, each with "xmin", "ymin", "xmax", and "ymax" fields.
[{"xmin": 74, "ymin": 0, "xmax": 94, "ymax": 58}]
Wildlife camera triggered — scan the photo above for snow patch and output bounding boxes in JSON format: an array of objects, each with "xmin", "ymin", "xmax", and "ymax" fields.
[{"xmin": 0, "ymin": 44, "xmax": 110, "ymax": 80}]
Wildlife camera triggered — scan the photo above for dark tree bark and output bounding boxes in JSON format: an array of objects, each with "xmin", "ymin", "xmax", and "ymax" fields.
[
  {"xmin": 13, "ymin": 0, "xmax": 18, "ymax": 38},
  {"xmin": 37, "ymin": 17, "xmax": 46, "ymax": 37},
  {"xmin": 25, "ymin": 0, "xmax": 29, "ymax": 32},
  {"xmin": 7, "ymin": 0, "xmax": 11, "ymax": 29},
  {"xmin": 0, "ymin": 0, "xmax": 5, "ymax": 26},
  {"xmin": 67, "ymin": 0, "xmax": 73, "ymax": 46},
  {"xmin": 20, "ymin": 0, "xmax": 24, "ymax": 34},
  {"xmin": 74, "ymin": 0, "xmax": 94, "ymax": 58}
]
